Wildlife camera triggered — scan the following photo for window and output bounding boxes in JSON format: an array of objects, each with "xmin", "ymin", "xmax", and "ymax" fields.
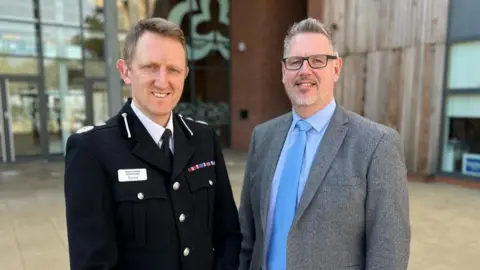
[
  {"xmin": 40, "ymin": 0, "xmax": 81, "ymax": 26},
  {"xmin": 0, "ymin": 22, "xmax": 37, "ymax": 57},
  {"xmin": 42, "ymin": 26, "xmax": 82, "ymax": 60},
  {"xmin": 0, "ymin": 56, "xmax": 37, "ymax": 75},
  {"xmin": 0, "ymin": 1, "xmax": 35, "ymax": 21},
  {"xmin": 448, "ymin": 0, "xmax": 480, "ymax": 41},
  {"xmin": 441, "ymin": 95, "xmax": 480, "ymax": 177},
  {"xmin": 447, "ymin": 41, "xmax": 480, "ymax": 89}
]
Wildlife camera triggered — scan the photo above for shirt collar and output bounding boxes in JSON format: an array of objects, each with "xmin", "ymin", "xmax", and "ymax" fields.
[
  {"xmin": 131, "ymin": 100, "xmax": 174, "ymax": 144},
  {"xmin": 291, "ymin": 98, "xmax": 337, "ymax": 133}
]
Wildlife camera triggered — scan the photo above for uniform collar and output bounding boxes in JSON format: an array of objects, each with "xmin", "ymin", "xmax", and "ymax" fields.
[
  {"xmin": 130, "ymin": 100, "xmax": 174, "ymax": 144},
  {"xmin": 291, "ymin": 98, "xmax": 337, "ymax": 132}
]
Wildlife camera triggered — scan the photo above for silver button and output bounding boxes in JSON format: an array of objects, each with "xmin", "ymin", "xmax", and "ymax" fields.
[
  {"xmin": 173, "ymin": 182, "xmax": 180, "ymax": 191},
  {"xmin": 183, "ymin": 247, "xmax": 190, "ymax": 256},
  {"xmin": 209, "ymin": 180, "xmax": 213, "ymax": 186},
  {"xmin": 179, "ymin": 214, "xmax": 186, "ymax": 222},
  {"xmin": 137, "ymin": 193, "xmax": 144, "ymax": 200}
]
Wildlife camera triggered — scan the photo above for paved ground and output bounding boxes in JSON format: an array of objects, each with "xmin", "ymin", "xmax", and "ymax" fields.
[{"xmin": 1, "ymin": 150, "xmax": 479, "ymax": 269}]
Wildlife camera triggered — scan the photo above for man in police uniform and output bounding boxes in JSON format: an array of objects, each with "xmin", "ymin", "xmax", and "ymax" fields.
[{"xmin": 64, "ymin": 18, "xmax": 241, "ymax": 270}]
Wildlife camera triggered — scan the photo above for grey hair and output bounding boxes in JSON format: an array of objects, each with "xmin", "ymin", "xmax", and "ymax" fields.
[{"xmin": 283, "ymin": 17, "xmax": 337, "ymax": 57}]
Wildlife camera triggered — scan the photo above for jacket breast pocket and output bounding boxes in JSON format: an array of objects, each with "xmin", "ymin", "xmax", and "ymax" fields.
[
  {"xmin": 185, "ymin": 167, "xmax": 216, "ymax": 228},
  {"xmin": 113, "ymin": 180, "xmax": 175, "ymax": 248}
]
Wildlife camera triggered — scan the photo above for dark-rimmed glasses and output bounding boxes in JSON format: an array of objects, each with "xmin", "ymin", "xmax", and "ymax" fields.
[{"xmin": 282, "ymin": 54, "xmax": 338, "ymax": 70}]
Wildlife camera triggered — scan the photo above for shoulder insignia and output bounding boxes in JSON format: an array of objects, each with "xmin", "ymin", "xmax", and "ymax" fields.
[
  {"xmin": 95, "ymin": 121, "xmax": 106, "ymax": 126},
  {"xmin": 195, "ymin": 120, "xmax": 208, "ymax": 125},
  {"xmin": 76, "ymin": 126, "xmax": 94, "ymax": 134}
]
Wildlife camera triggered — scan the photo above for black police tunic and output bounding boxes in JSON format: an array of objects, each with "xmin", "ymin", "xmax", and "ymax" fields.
[{"xmin": 64, "ymin": 100, "xmax": 241, "ymax": 270}]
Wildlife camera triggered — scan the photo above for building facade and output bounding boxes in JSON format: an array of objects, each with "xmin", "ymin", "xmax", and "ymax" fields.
[{"xmin": 0, "ymin": 0, "xmax": 478, "ymax": 182}]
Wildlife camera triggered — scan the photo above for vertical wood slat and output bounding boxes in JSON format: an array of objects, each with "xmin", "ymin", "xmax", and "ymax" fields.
[{"xmin": 321, "ymin": 0, "xmax": 448, "ymax": 174}]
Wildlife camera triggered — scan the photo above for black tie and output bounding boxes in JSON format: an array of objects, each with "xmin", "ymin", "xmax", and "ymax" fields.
[{"xmin": 160, "ymin": 129, "xmax": 173, "ymax": 170}]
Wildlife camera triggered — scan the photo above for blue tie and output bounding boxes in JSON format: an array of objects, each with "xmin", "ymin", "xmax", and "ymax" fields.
[{"xmin": 268, "ymin": 120, "xmax": 312, "ymax": 270}]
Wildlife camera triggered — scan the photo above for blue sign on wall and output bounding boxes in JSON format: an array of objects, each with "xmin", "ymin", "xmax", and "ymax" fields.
[{"xmin": 462, "ymin": 154, "xmax": 480, "ymax": 177}]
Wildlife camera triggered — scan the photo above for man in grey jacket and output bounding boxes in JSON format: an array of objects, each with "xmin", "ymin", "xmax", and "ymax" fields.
[{"xmin": 238, "ymin": 18, "xmax": 410, "ymax": 270}]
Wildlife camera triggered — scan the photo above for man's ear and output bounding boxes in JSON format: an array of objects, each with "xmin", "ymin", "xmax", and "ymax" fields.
[
  {"xmin": 184, "ymin": 66, "xmax": 189, "ymax": 79},
  {"xmin": 333, "ymin": 57, "xmax": 343, "ymax": 83},
  {"xmin": 116, "ymin": 59, "xmax": 132, "ymax": 84}
]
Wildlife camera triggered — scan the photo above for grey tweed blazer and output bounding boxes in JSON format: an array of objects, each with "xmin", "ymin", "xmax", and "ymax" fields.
[{"xmin": 238, "ymin": 105, "xmax": 410, "ymax": 270}]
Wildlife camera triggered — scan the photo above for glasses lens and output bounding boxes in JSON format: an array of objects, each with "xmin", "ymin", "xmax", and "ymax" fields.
[
  {"xmin": 309, "ymin": 55, "xmax": 327, "ymax": 68},
  {"xmin": 285, "ymin": 57, "xmax": 303, "ymax": 69}
]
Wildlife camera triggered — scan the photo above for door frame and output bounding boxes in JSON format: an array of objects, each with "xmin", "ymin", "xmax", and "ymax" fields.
[{"xmin": 0, "ymin": 75, "xmax": 44, "ymax": 163}]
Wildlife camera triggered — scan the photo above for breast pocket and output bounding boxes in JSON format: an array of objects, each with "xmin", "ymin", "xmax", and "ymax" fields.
[
  {"xmin": 185, "ymin": 167, "xmax": 216, "ymax": 228},
  {"xmin": 113, "ymin": 180, "xmax": 175, "ymax": 248}
]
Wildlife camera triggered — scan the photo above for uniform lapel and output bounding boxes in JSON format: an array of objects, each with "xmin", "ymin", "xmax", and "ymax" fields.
[
  {"xmin": 171, "ymin": 115, "xmax": 194, "ymax": 180},
  {"xmin": 120, "ymin": 102, "xmax": 171, "ymax": 173},
  {"xmin": 292, "ymin": 106, "xmax": 349, "ymax": 226},
  {"xmin": 260, "ymin": 113, "xmax": 292, "ymax": 231}
]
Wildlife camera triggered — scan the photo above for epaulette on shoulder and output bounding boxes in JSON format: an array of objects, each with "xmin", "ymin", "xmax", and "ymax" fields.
[
  {"xmin": 179, "ymin": 115, "xmax": 208, "ymax": 125},
  {"xmin": 75, "ymin": 121, "xmax": 107, "ymax": 134}
]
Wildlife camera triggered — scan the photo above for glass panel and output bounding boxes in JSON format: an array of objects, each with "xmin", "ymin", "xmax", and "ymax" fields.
[
  {"xmin": 44, "ymin": 59, "xmax": 85, "ymax": 154},
  {"xmin": 442, "ymin": 95, "xmax": 480, "ymax": 176},
  {"xmin": 42, "ymin": 26, "xmax": 82, "ymax": 60},
  {"xmin": 82, "ymin": 0, "xmax": 104, "ymax": 30},
  {"xmin": 85, "ymin": 60, "xmax": 105, "ymax": 77},
  {"xmin": 0, "ymin": 57, "xmax": 38, "ymax": 75},
  {"xmin": 448, "ymin": 41, "xmax": 480, "ymax": 89},
  {"xmin": 0, "ymin": 22, "xmax": 37, "ymax": 56},
  {"xmin": 83, "ymin": 0, "xmax": 148, "ymax": 31},
  {"xmin": 92, "ymin": 81, "xmax": 108, "ymax": 124},
  {"xmin": 40, "ymin": 0, "xmax": 81, "ymax": 26},
  {"xmin": 83, "ymin": 30, "xmax": 105, "ymax": 60},
  {"xmin": 127, "ymin": 0, "xmax": 148, "ymax": 26},
  {"xmin": 449, "ymin": 0, "xmax": 480, "ymax": 41},
  {"xmin": 7, "ymin": 81, "xmax": 42, "ymax": 156},
  {"xmin": 0, "ymin": 2, "xmax": 35, "ymax": 21}
]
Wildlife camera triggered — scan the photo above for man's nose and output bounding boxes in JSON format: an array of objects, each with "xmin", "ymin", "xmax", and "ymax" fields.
[
  {"xmin": 298, "ymin": 59, "xmax": 313, "ymax": 74},
  {"xmin": 153, "ymin": 69, "xmax": 168, "ymax": 88}
]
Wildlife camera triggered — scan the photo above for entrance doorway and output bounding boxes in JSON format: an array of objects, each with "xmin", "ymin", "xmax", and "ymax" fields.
[{"xmin": 0, "ymin": 76, "xmax": 42, "ymax": 163}]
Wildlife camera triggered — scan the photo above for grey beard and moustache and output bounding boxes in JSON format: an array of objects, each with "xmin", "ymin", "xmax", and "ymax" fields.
[{"xmin": 286, "ymin": 76, "xmax": 319, "ymax": 106}]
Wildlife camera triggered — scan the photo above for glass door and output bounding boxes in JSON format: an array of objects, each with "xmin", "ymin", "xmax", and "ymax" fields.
[{"xmin": 0, "ymin": 77, "xmax": 42, "ymax": 163}]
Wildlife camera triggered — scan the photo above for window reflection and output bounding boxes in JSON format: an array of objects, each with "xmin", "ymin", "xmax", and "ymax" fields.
[
  {"xmin": 0, "ymin": 57, "xmax": 37, "ymax": 75},
  {"xmin": 0, "ymin": 22, "xmax": 37, "ymax": 56},
  {"xmin": 442, "ymin": 95, "xmax": 480, "ymax": 176},
  {"xmin": 44, "ymin": 59, "xmax": 86, "ymax": 154},
  {"xmin": 82, "ymin": 0, "xmax": 147, "ymax": 31},
  {"xmin": 0, "ymin": 2, "xmax": 35, "ymax": 21},
  {"xmin": 42, "ymin": 26, "xmax": 82, "ymax": 60},
  {"xmin": 83, "ymin": 30, "xmax": 105, "ymax": 60},
  {"xmin": 40, "ymin": 0, "xmax": 81, "ymax": 26}
]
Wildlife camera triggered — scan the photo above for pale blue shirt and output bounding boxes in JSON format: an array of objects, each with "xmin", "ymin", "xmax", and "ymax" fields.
[
  {"xmin": 130, "ymin": 101, "xmax": 174, "ymax": 153},
  {"xmin": 265, "ymin": 98, "xmax": 337, "ymax": 257}
]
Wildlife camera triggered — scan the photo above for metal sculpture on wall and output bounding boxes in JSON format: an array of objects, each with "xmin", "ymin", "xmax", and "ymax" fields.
[{"xmin": 167, "ymin": 0, "xmax": 230, "ymax": 61}]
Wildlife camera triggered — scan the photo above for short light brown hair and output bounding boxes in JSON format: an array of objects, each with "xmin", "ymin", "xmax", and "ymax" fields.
[
  {"xmin": 122, "ymin": 17, "xmax": 188, "ymax": 65},
  {"xmin": 283, "ymin": 17, "xmax": 337, "ymax": 57}
]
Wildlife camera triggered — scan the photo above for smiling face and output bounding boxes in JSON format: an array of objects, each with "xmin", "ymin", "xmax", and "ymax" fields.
[
  {"xmin": 282, "ymin": 33, "xmax": 342, "ymax": 117},
  {"xmin": 117, "ymin": 31, "xmax": 188, "ymax": 126}
]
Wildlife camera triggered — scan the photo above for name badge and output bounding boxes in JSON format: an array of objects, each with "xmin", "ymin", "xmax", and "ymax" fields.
[{"xmin": 117, "ymin": 169, "xmax": 147, "ymax": 182}]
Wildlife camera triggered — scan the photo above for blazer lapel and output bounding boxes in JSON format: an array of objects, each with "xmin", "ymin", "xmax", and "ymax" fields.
[
  {"xmin": 293, "ymin": 106, "xmax": 349, "ymax": 226},
  {"xmin": 120, "ymin": 102, "xmax": 172, "ymax": 173},
  {"xmin": 171, "ymin": 115, "xmax": 194, "ymax": 180},
  {"xmin": 260, "ymin": 113, "xmax": 292, "ymax": 230}
]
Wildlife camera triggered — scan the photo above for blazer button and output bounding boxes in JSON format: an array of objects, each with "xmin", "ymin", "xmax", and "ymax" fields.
[
  {"xmin": 137, "ymin": 192, "xmax": 144, "ymax": 200},
  {"xmin": 183, "ymin": 247, "xmax": 190, "ymax": 256},
  {"xmin": 173, "ymin": 182, "xmax": 180, "ymax": 191},
  {"xmin": 179, "ymin": 213, "xmax": 186, "ymax": 222},
  {"xmin": 208, "ymin": 180, "xmax": 213, "ymax": 186}
]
